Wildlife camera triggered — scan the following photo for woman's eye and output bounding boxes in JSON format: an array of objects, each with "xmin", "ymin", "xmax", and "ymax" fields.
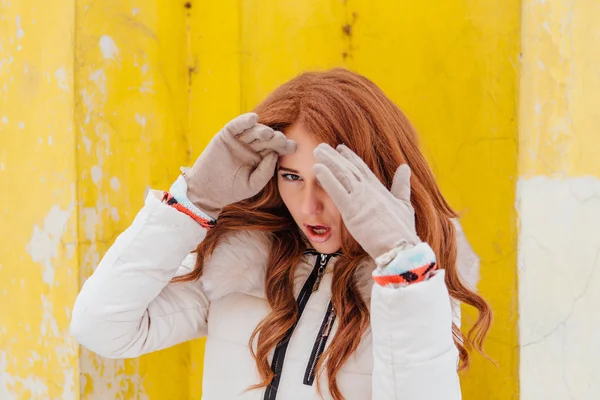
[{"xmin": 281, "ymin": 173, "xmax": 302, "ymax": 182}]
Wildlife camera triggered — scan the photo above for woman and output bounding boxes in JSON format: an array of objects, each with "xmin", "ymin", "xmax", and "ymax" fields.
[{"xmin": 70, "ymin": 68, "xmax": 491, "ymax": 400}]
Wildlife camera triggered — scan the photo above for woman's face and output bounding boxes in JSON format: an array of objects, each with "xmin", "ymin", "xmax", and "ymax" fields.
[{"xmin": 277, "ymin": 124, "xmax": 343, "ymax": 254}]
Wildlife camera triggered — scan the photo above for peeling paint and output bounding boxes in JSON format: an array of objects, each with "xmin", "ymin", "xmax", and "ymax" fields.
[
  {"xmin": 135, "ymin": 113, "xmax": 146, "ymax": 127},
  {"xmin": 89, "ymin": 69, "xmax": 106, "ymax": 94},
  {"xmin": 99, "ymin": 35, "xmax": 119, "ymax": 61},
  {"xmin": 54, "ymin": 67, "xmax": 69, "ymax": 92},
  {"xmin": 109, "ymin": 176, "xmax": 120, "ymax": 190},
  {"xmin": 90, "ymin": 165, "xmax": 102, "ymax": 186},
  {"xmin": 15, "ymin": 15, "xmax": 24, "ymax": 39},
  {"xmin": 26, "ymin": 201, "xmax": 74, "ymax": 286}
]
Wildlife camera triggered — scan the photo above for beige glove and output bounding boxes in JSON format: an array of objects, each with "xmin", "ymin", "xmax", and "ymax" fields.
[
  {"xmin": 313, "ymin": 143, "xmax": 420, "ymax": 259},
  {"xmin": 184, "ymin": 113, "xmax": 296, "ymax": 219}
]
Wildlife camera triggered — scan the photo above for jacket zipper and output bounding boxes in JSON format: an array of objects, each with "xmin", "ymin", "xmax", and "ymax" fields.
[
  {"xmin": 312, "ymin": 254, "xmax": 328, "ymax": 292},
  {"xmin": 263, "ymin": 252, "xmax": 335, "ymax": 400},
  {"xmin": 303, "ymin": 300, "xmax": 336, "ymax": 386}
]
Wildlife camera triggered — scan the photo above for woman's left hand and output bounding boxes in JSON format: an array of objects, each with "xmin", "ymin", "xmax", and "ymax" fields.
[{"xmin": 313, "ymin": 143, "xmax": 420, "ymax": 259}]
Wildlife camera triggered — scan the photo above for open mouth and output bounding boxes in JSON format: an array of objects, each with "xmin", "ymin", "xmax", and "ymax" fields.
[{"xmin": 304, "ymin": 223, "xmax": 332, "ymax": 243}]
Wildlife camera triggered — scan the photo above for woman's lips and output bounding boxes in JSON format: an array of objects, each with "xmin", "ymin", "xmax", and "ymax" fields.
[{"xmin": 303, "ymin": 223, "xmax": 332, "ymax": 244}]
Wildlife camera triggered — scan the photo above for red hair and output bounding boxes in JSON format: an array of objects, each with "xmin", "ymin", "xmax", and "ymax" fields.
[{"xmin": 176, "ymin": 68, "xmax": 492, "ymax": 399}]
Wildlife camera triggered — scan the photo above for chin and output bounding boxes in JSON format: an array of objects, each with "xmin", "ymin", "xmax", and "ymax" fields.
[{"xmin": 309, "ymin": 241, "xmax": 342, "ymax": 255}]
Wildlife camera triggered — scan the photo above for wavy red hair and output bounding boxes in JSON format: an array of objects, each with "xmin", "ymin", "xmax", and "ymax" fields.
[{"xmin": 175, "ymin": 68, "xmax": 492, "ymax": 399}]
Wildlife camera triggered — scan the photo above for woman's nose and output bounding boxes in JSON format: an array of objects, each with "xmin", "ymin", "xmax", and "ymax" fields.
[{"xmin": 300, "ymin": 184, "xmax": 324, "ymax": 216}]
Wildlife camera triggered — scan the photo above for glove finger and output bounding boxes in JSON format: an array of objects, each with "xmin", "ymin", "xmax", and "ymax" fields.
[
  {"xmin": 223, "ymin": 113, "xmax": 259, "ymax": 139},
  {"xmin": 313, "ymin": 144, "xmax": 354, "ymax": 192},
  {"xmin": 335, "ymin": 144, "xmax": 370, "ymax": 180},
  {"xmin": 250, "ymin": 131, "xmax": 296, "ymax": 155},
  {"xmin": 390, "ymin": 164, "xmax": 412, "ymax": 205},
  {"xmin": 238, "ymin": 124, "xmax": 275, "ymax": 144},
  {"xmin": 248, "ymin": 152, "xmax": 278, "ymax": 190},
  {"xmin": 313, "ymin": 164, "xmax": 349, "ymax": 206}
]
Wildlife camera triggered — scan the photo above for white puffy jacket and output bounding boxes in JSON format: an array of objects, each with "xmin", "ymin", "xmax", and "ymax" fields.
[{"xmin": 70, "ymin": 189, "xmax": 472, "ymax": 399}]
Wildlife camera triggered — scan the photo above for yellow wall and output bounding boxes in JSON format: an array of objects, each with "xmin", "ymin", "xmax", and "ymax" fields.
[
  {"xmin": 0, "ymin": 0, "xmax": 520, "ymax": 398},
  {"xmin": 0, "ymin": 1, "xmax": 79, "ymax": 398}
]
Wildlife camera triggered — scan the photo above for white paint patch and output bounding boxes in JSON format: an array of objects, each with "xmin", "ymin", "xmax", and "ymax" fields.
[
  {"xmin": 537, "ymin": 60, "xmax": 545, "ymax": 70},
  {"xmin": 110, "ymin": 207, "xmax": 120, "ymax": 222},
  {"xmin": 26, "ymin": 201, "xmax": 74, "ymax": 285},
  {"xmin": 82, "ymin": 207, "xmax": 99, "ymax": 242},
  {"xmin": 135, "ymin": 113, "xmax": 146, "ymax": 127},
  {"xmin": 81, "ymin": 88, "xmax": 94, "ymax": 125},
  {"xmin": 90, "ymin": 165, "xmax": 102, "ymax": 185},
  {"xmin": 89, "ymin": 69, "xmax": 106, "ymax": 94},
  {"xmin": 48, "ymin": 136, "xmax": 52, "ymax": 145},
  {"xmin": 54, "ymin": 67, "xmax": 69, "ymax": 92},
  {"xmin": 80, "ymin": 350, "xmax": 149, "ymax": 400},
  {"xmin": 1, "ymin": 116, "xmax": 7, "ymax": 124},
  {"xmin": 15, "ymin": 15, "xmax": 24, "ymax": 39},
  {"xmin": 40, "ymin": 295, "xmax": 59, "ymax": 337},
  {"xmin": 518, "ymin": 176, "xmax": 600, "ymax": 400},
  {"xmin": 132, "ymin": 8, "xmax": 141, "ymax": 16},
  {"xmin": 18, "ymin": 122, "xmax": 24, "ymax": 129},
  {"xmin": 0, "ymin": 353, "xmax": 50, "ymax": 399},
  {"xmin": 110, "ymin": 176, "xmax": 120, "ymax": 190},
  {"xmin": 81, "ymin": 135, "xmax": 92, "ymax": 154},
  {"xmin": 140, "ymin": 80, "xmax": 153, "ymax": 94},
  {"xmin": 99, "ymin": 35, "xmax": 119, "ymax": 61}
]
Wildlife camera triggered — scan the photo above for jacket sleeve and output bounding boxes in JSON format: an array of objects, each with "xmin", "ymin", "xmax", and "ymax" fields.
[
  {"xmin": 370, "ymin": 269, "xmax": 461, "ymax": 400},
  {"xmin": 69, "ymin": 189, "xmax": 210, "ymax": 359}
]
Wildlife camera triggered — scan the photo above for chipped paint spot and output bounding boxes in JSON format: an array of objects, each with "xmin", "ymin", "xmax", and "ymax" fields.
[
  {"xmin": 110, "ymin": 207, "xmax": 120, "ymax": 221},
  {"xmin": 82, "ymin": 208, "xmax": 99, "ymax": 242},
  {"xmin": 132, "ymin": 8, "xmax": 141, "ymax": 16},
  {"xmin": 26, "ymin": 202, "xmax": 74, "ymax": 285},
  {"xmin": 0, "ymin": 352, "xmax": 50, "ymax": 399},
  {"xmin": 41, "ymin": 295, "xmax": 59, "ymax": 337},
  {"xmin": 1, "ymin": 117, "xmax": 7, "ymax": 124},
  {"xmin": 139, "ymin": 80, "xmax": 154, "ymax": 94},
  {"xmin": 81, "ymin": 135, "xmax": 92, "ymax": 154},
  {"xmin": 18, "ymin": 122, "xmax": 24, "ymax": 129},
  {"xmin": 90, "ymin": 165, "xmax": 102, "ymax": 185},
  {"xmin": 537, "ymin": 60, "xmax": 545, "ymax": 70},
  {"xmin": 81, "ymin": 88, "xmax": 94, "ymax": 125},
  {"xmin": 80, "ymin": 353, "xmax": 149, "ymax": 399},
  {"xmin": 89, "ymin": 69, "xmax": 106, "ymax": 94},
  {"xmin": 54, "ymin": 67, "xmax": 69, "ymax": 92},
  {"xmin": 135, "ymin": 113, "xmax": 146, "ymax": 127},
  {"xmin": 99, "ymin": 35, "xmax": 119, "ymax": 61},
  {"xmin": 15, "ymin": 15, "xmax": 24, "ymax": 39},
  {"xmin": 110, "ymin": 176, "xmax": 120, "ymax": 190}
]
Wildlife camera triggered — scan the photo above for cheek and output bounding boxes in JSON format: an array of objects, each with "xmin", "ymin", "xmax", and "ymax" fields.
[
  {"xmin": 277, "ymin": 180, "xmax": 298, "ymax": 214},
  {"xmin": 322, "ymin": 197, "xmax": 342, "ymax": 224}
]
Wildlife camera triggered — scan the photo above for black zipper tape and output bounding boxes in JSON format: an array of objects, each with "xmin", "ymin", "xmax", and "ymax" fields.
[
  {"xmin": 263, "ymin": 253, "xmax": 332, "ymax": 400},
  {"xmin": 303, "ymin": 301, "xmax": 336, "ymax": 386}
]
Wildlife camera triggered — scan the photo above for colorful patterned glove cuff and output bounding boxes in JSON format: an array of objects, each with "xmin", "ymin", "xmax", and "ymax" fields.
[
  {"xmin": 162, "ymin": 174, "xmax": 216, "ymax": 229},
  {"xmin": 372, "ymin": 241, "xmax": 437, "ymax": 288}
]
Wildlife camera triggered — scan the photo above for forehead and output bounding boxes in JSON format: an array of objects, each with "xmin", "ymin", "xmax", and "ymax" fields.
[{"xmin": 278, "ymin": 123, "xmax": 320, "ymax": 169}]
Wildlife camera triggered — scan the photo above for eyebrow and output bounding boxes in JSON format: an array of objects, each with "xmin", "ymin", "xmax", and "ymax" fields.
[{"xmin": 277, "ymin": 166, "xmax": 300, "ymax": 173}]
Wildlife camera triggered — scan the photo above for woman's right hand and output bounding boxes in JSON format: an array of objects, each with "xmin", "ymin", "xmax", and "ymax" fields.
[{"xmin": 183, "ymin": 113, "xmax": 296, "ymax": 219}]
